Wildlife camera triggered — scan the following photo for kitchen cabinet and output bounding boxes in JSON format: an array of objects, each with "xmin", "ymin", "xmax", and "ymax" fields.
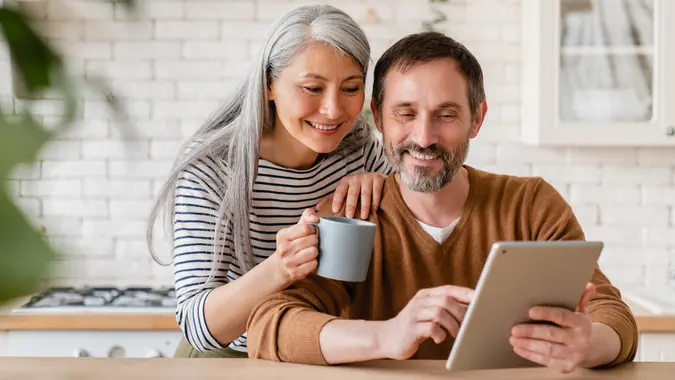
[
  {"xmin": 0, "ymin": 287, "xmax": 182, "ymax": 357},
  {"xmin": 521, "ymin": 0, "xmax": 675, "ymax": 146},
  {"xmin": 626, "ymin": 292, "xmax": 675, "ymax": 361},
  {"xmin": 1, "ymin": 298, "xmax": 183, "ymax": 357},
  {"xmin": 637, "ymin": 333, "xmax": 675, "ymax": 361},
  {"xmin": 2, "ymin": 292, "xmax": 674, "ymax": 360},
  {"xmin": 0, "ymin": 332, "xmax": 6, "ymax": 356},
  {"xmin": 6, "ymin": 330, "xmax": 181, "ymax": 358},
  {"xmin": 2, "ymin": 329, "xmax": 672, "ymax": 361}
]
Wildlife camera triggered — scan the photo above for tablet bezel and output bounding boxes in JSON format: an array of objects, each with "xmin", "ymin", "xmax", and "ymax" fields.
[{"xmin": 445, "ymin": 240, "xmax": 603, "ymax": 372}]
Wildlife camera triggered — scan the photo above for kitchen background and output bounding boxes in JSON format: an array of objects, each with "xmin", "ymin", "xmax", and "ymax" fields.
[{"xmin": 0, "ymin": 0, "xmax": 673, "ymax": 333}]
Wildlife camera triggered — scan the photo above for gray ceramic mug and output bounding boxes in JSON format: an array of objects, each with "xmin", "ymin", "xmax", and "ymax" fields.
[{"xmin": 311, "ymin": 216, "xmax": 376, "ymax": 282}]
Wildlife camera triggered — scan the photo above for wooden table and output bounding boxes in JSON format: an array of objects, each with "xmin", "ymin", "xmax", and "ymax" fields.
[{"xmin": 0, "ymin": 358, "xmax": 672, "ymax": 379}]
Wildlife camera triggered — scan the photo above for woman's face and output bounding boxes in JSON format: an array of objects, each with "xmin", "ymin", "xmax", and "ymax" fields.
[{"xmin": 268, "ymin": 42, "xmax": 366, "ymax": 154}]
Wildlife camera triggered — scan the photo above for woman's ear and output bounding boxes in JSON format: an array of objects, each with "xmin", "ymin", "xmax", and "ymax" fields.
[{"xmin": 267, "ymin": 82, "xmax": 275, "ymax": 100}]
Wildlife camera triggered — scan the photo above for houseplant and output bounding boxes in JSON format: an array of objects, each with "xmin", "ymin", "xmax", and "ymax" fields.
[{"xmin": 0, "ymin": 0, "xmax": 136, "ymax": 306}]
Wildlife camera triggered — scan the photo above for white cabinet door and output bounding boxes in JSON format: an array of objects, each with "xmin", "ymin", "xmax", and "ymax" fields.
[
  {"xmin": 521, "ymin": 0, "xmax": 675, "ymax": 146},
  {"xmin": 7, "ymin": 331, "xmax": 182, "ymax": 358},
  {"xmin": 0, "ymin": 332, "xmax": 7, "ymax": 356},
  {"xmin": 637, "ymin": 333, "xmax": 675, "ymax": 362}
]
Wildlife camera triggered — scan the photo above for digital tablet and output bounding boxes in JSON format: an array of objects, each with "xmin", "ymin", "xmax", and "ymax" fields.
[{"xmin": 445, "ymin": 240, "xmax": 603, "ymax": 372}]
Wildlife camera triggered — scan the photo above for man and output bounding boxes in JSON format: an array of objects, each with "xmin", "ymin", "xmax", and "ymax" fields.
[{"xmin": 246, "ymin": 32, "xmax": 637, "ymax": 373}]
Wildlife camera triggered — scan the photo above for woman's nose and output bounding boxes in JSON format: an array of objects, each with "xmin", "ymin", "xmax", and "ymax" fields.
[{"xmin": 319, "ymin": 91, "xmax": 344, "ymax": 120}]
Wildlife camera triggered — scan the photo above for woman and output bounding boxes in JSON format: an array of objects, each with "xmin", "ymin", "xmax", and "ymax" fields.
[{"xmin": 147, "ymin": 4, "xmax": 391, "ymax": 358}]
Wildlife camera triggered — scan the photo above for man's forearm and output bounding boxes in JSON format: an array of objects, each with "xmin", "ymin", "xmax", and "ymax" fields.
[
  {"xmin": 319, "ymin": 319, "xmax": 389, "ymax": 364},
  {"xmin": 582, "ymin": 322, "xmax": 621, "ymax": 368}
]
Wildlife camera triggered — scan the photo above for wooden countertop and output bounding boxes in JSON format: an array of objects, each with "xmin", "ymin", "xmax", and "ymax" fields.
[
  {"xmin": 627, "ymin": 300, "xmax": 675, "ymax": 333},
  {"xmin": 0, "ymin": 298, "xmax": 674, "ymax": 333},
  {"xmin": 0, "ymin": 358, "xmax": 672, "ymax": 379},
  {"xmin": 0, "ymin": 298, "xmax": 179, "ymax": 331}
]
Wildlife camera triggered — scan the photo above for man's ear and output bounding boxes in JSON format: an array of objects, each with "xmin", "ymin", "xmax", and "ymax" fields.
[
  {"xmin": 370, "ymin": 98, "xmax": 382, "ymax": 134},
  {"xmin": 470, "ymin": 100, "xmax": 488, "ymax": 138}
]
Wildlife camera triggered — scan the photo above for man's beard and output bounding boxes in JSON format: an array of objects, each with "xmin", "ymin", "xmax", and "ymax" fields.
[{"xmin": 384, "ymin": 135, "xmax": 470, "ymax": 193}]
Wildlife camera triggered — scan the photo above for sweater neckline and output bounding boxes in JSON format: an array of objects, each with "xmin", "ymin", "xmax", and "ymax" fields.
[{"xmin": 385, "ymin": 165, "xmax": 481, "ymax": 251}]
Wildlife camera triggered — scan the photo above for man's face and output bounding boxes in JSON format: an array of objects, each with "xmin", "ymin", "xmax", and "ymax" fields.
[{"xmin": 373, "ymin": 58, "xmax": 485, "ymax": 193}]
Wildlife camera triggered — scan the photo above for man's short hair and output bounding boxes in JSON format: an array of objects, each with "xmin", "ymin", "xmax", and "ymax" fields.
[{"xmin": 372, "ymin": 31, "xmax": 486, "ymax": 118}]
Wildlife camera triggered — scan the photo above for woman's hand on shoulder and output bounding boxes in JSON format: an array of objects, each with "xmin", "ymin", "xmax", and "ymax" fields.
[
  {"xmin": 317, "ymin": 172, "xmax": 387, "ymax": 220},
  {"xmin": 272, "ymin": 208, "xmax": 321, "ymax": 285}
]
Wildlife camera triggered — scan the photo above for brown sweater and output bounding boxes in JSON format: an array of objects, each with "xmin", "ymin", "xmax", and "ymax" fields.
[{"xmin": 246, "ymin": 166, "xmax": 638, "ymax": 366}]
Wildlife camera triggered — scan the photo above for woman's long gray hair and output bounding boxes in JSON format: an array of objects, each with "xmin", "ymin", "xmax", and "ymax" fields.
[{"xmin": 147, "ymin": 4, "xmax": 372, "ymax": 279}]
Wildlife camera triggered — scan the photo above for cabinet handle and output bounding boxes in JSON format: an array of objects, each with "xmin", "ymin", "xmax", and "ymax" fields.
[
  {"xmin": 145, "ymin": 349, "xmax": 164, "ymax": 358},
  {"xmin": 73, "ymin": 349, "xmax": 90, "ymax": 357},
  {"xmin": 107, "ymin": 345, "xmax": 126, "ymax": 358},
  {"xmin": 667, "ymin": 126, "xmax": 675, "ymax": 136}
]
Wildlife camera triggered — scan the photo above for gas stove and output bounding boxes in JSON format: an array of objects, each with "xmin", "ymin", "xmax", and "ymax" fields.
[{"xmin": 12, "ymin": 286, "xmax": 177, "ymax": 314}]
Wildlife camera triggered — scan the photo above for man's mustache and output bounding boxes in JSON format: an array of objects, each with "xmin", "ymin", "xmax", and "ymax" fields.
[{"xmin": 394, "ymin": 142, "xmax": 449, "ymax": 158}]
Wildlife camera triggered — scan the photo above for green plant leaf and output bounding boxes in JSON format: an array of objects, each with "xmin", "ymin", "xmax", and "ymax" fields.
[
  {"xmin": 0, "ymin": 114, "xmax": 51, "ymax": 177},
  {"xmin": 49, "ymin": 66, "xmax": 79, "ymax": 131},
  {"xmin": 0, "ymin": 0, "xmax": 140, "ymax": 309},
  {"xmin": 86, "ymin": 75, "xmax": 137, "ymax": 140},
  {"xmin": 432, "ymin": 8, "xmax": 447, "ymax": 24},
  {"xmin": 0, "ymin": 187, "xmax": 57, "ymax": 305},
  {"xmin": 422, "ymin": 21, "xmax": 434, "ymax": 31},
  {"xmin": 112, "ymin": 0, "xmax": 138, "ymax": 12},
  {"xmin": 0, "ymin": 7, "xmax": 63, "ymax": 94}
]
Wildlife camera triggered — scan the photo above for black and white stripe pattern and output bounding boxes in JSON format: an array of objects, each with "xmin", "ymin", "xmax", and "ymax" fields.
[{"xmin": 173, "ymin": 135, "xmax": 391, "ymax": 352}]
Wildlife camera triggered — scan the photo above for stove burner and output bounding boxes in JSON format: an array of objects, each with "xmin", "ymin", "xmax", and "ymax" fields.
[{"xmin": 20, "ymin": 286, "xmax": 177, "ymax": 309}]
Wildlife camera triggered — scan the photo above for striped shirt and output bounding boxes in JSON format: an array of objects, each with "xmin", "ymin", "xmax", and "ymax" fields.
[{"xmin": 173, "ymin": 133, "xmax": 392, "ymax": 352}]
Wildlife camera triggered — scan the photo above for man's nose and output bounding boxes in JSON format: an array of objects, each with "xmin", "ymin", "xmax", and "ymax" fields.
[{"xmin": 409, "ymin": 115, "xmax": 438, "ymax": 148}]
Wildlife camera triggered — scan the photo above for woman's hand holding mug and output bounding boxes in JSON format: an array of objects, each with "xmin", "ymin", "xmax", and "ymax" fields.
[{"xmin": 272, "ymin": 208, "xmax": 320, "ymax": 285}]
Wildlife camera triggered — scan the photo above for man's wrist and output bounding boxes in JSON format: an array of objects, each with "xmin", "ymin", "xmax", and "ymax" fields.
[
  {"xmin": 370, "ymin": 320, "xmax": 392, "ymax": 359},
  {"xmin": 582, "ymin": 322, "xmax": 621, "ymax": 368},
  {"xmin": 318, "ymin": 319, "xmax": 392, "ymax": 364}
]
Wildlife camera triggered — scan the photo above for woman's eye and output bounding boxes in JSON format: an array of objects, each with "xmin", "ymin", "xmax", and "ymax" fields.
[
  {"xmin": 343, "ymin": 87, "xmax": 360, "ymax": 93},
  {"xmin": 303, "ymin": 86, "xmax": 322, "ymax": 94}
]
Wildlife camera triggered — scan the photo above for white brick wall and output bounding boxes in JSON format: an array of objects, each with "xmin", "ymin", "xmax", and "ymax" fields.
[{"xmin": 1, "ymin": 0, "xmax": 673, "ymax": 291}]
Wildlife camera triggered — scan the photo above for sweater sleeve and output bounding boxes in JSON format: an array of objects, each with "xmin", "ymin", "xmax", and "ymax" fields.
[
  {"xmin": 246, "ymin": 201, "xmax": 356, "ymax": 364},
  {"xmin": 246, "ymin": 274, "xmax": 351, "ymax": 364},
  {"xmin": 173, "ymin": 159, "xmax": 231, "ymax": 352},
  {"xmin": 529, "ymin": 178, "xmax": 638, "ymax": 367}
]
